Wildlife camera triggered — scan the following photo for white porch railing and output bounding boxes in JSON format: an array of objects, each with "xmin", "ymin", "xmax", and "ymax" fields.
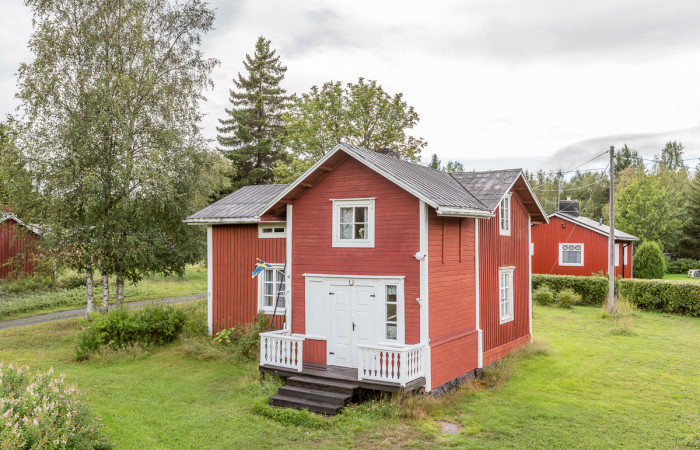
[
  {"xmin": 357, "ymin": 343, "xmax": 426, "ymax": 386},
  {"xmin": 259, "ymin": 330, "xmax": 305, "ymax": 372}
]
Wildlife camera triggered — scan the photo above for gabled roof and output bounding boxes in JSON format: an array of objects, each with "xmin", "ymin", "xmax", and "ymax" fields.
[
  {"xmin": 0, "ymin": 212, "xmax": 41, "ymax": 235},
  {"xmin": 450, "ymin": 169, "xmax": 523, "ymax": 212},
  {"xmin": 185, "ymin": 184, "xmax": 289, "ymax": 224},
  {"xmin": 549, "ymin": 212, "xmax": 639, "ymax": 242}
]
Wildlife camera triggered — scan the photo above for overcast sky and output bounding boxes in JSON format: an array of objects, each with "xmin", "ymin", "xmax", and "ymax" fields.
[{"xmin": 2, "ymin": 0, "xmax": 700, "ymax": 172}]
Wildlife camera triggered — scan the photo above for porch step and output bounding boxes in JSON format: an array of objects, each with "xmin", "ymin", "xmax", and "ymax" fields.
[
  {"xmin": 277, "ymin": 385, "xmax": 349, "ymax": 406},
  {"xmin": 286, "ymin": 376, "xmax": 359, "ymax": 396},
  {"xmin": 270, "ymin": 395, "xmax": 343, "ymax": 415}
]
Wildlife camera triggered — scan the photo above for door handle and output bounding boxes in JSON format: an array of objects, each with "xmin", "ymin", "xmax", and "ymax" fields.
[{"xmin": 352, "ymin": 322, "xmax": 356, "ymax": 331}]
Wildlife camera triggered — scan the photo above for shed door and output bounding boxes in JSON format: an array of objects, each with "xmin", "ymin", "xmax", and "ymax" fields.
[{"xmin": 327, "ymin": 280, "xmax": 376, "ymax": 367}]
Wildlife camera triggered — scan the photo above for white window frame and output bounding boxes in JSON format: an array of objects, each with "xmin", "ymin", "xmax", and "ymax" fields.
[
  {"xmin": 331, "ymin": 198, "xmax": 375, "ymax": 248},
  {"xmin": 623, "ymin": 245, "xmax": 628, "ymax": 265},
  {"xmin": 257, "ymin": 264, "xmax": 286, "ymax": 313},
  {"xmin": 559, "ymin": 243, "xmax": 584, "ymax": 267},
  {"xmin": 615, "ymin": 243, "xmax": 620, "ymax": 267},
  {"xmin": 499, "ymin": 267, "xmax": 515, "ymax": 324},
  {"xmin": 499, "ymin": 192, "xmax": 512, "ymax": 236},
  {"xmin": 258, "ymin": 222, "xmax": 286, "ymax": 238}
]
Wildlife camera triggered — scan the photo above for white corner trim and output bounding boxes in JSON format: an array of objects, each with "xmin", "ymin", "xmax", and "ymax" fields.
[
  {"xmin": 528, "ymin": 215, "xmax": 533, "ymax": 341},
  {"xmin": 419, "ymin": 200, "xmax": 431, "ymax": 392},
  {"xmin": 207, "ymin": 225, "xmax": 213, "ymax": 335},
  {"xmin": 286, "ymin": 205, "xmax": 293, "ymax": 331},
  {"xmin": 475, "ymin": 219, "xmax": 483, "ymax": 368}
]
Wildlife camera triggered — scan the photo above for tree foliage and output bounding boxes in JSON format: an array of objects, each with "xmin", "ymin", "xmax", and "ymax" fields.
[
  {"xmin": 633, "ymin": 241, "xmax": 666, "ymax": 279},
  {"xmin": 679, "ymin": 171, "xmax": 700, "ymax": 259},
  {"xmin": 216, "ymin": 36, "xmax": 289, "ymax": 196},
  {"xmin": 275, "ymin": 78, "xmax": 427, "ymax": 183},
  {"xmin": 426, "ymin": 153, "xmax": 463, "ymax": 172}
]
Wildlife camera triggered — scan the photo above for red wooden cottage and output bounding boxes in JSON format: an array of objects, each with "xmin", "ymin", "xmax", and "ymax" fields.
[
  {"xmin": 0, "ymin": 212, "xmax": 40, "ymax": 279},
  {"xmin": 531, "ymin": 199, "xmax": 639, "ymax": 278},
  {"xmin": 186, "ymin": 143, "xmax": 547, "ymax": 412}
]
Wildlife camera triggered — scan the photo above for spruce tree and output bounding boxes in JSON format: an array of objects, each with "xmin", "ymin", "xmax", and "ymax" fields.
[
  {"xmin": 680, "ymin": 171, "xmax": 700, "ymax": 259},
  {"xmin": 217, "ymin": 36, "xmax": 289, "ymax": 195}
]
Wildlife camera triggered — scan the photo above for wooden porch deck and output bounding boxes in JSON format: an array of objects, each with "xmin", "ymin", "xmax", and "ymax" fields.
[{"xmin": 259, "ymin": 362, "xmax": 426, "ymax": 394}]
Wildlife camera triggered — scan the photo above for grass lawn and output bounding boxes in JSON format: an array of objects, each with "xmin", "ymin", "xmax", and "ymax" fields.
[
  {"xmin": 664, "ymin": 273, "xmax": 700, "ymax": 282},
  {"xmin": 0, "ymin": 302, "xmax": 698, "ymax": 449},
  {"xmin": 0, "ymin": 265, "xmax": 207, "ymax": 321}
]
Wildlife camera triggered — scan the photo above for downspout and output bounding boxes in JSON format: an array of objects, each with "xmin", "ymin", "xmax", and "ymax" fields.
[
  {"xmin": 475, "ymin": 219, "xmax": 483, "ymax": 368},
  {"xmin": 528, "ymin": 215, "xmax": 533, "ymax": 341}
]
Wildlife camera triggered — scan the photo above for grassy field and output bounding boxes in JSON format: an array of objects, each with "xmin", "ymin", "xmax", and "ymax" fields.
[
  {"xmin": 664, "ymin": 273, "xmax": 700, "ymax": 282},
  {"xmin": 0, "ymin": 265, "xmax": 207, "ymax": 320},
  {"xmin": 0, "ymin": 302, "xmax": 698, "ymax": 449}
]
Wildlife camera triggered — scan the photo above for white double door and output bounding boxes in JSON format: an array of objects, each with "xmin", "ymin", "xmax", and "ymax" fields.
[{"xmin": 328, "ymin": 280, "xmax": 376, "ymax": 367}]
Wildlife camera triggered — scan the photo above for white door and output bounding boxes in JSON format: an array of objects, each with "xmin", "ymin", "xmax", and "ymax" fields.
[
  {"xmin": 349, "ymin": 281, "xmax": 375, "ymax": 366},
  {"xmin": 327, "ymin": 279, "xmax": 377, "ymax": 367}
]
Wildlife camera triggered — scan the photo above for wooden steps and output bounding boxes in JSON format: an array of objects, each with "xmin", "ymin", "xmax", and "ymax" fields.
[{"xmin": 269, "ymin": 375, "xmax": 360, "ymax": 416}]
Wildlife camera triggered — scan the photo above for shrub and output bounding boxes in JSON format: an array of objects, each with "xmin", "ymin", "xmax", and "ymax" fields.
[
  {"xmin": 533, "ymin": 285, "xmax": 555, "ymax": 306},
  {"xmin": 0, "ymin": 363, "xmax": 112, "ymax": 449},
  {"xmin": 59, "ymin": 271, "xmax": 88, "ymax": 290},
  {"xmin": 0, "ymin": 275, "xmax": 53, "ymax": 295},
  {"xmin": 618, "ymin": 278, "xmax": 700, "ymax": 316},
  {"xmin": 633, "ymin": 241, "xmax": 666, "ymax": 279},
  {"xmin": 556, "ymin": 288, "xmax": 581, "ymax": 308},
  {"xmin": 75, "ymin": 305, "xmax": 186, "ymax": 360},
  {"xmin": 666, "ymin": 258, "xmax": 700, "ymax": 274},
  {"xmin": 532, "ymin": 274, "xmax": 608, "ymax": 305},
  {"xmin": 214, "ymin": 311, "xmax": 270, "ymax": 360}
]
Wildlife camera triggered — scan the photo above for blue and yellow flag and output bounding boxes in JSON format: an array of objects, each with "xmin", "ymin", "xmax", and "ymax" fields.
[{"xmin": 252, "ymin": 258, "xmax": 272, "ymax": 278}]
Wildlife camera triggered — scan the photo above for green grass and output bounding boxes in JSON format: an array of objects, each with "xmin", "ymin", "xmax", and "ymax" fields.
[
  {"xmin": 1, "ymin": 302, "xmax": 698, "ymax": 448},
  {"xmin": 664, "ymin": 273, "xmax": 700, "ymax": 282},
  {"xmin": 0, "ymin": 265, "xmax": 207, "ymax": 321}
]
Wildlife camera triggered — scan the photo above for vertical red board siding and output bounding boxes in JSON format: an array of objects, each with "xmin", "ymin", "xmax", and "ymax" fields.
[
  {"xmin": 428, "ymin": 211, "xmax": 478, "ymax": 389},
  {"xmin": 0, "ymin": 219, "xmax": 39, "ymax": 279},
  {"xmin": 479, "ymin": 192, "xmax": 531, "ymax": 357},
  {"xmin": 531, "ymin": 216, "xmax": 632, "ymax": 278},
  {"xmin": 303, "ymin": 339, "xmax": 327, "ymax": 364},
  {"xmin": 211, "ymin": 225, "xmax": 286, "ymax": 334},
  {"xmin": 291, "ymin": 157, "xmax": 421, "ymax": 345}
]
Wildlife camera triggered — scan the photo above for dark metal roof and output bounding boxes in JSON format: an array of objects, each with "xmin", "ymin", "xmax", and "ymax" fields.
[
  {"xmin": 450, "ymin": 169, "xmax": 522, "ymax": 212},
  {"xmin": 550, "ymin": 212, "xmax": 639, "ymax": 241},
  {"xmin": 184, "ymin": 184, "xmax": 289, "ymax": 223}
]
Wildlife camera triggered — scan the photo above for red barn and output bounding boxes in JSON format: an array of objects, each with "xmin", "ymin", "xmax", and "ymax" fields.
[
  {"xmin": 0, "ymin": 212, "xmax": 41, "ymax": 279},
  {"xmin": 186, "ymin": 144, "xmax": 547, "ymax": 412},
  {"xmin": 531, "ymin": 199, "xmax": 639, "ymax": 278}
]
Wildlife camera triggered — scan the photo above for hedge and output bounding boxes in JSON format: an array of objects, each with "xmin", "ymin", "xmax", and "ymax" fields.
[{"xmin": 532, "ymin": 274, "xmax": 700, "ymax": 317}]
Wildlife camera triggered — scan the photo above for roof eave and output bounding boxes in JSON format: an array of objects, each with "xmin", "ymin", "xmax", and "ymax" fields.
[
  {"xmin": 548, "ymin": 212, "xmax": 639, "ymax": 241},
  {"xmin": 183, "ymin": 216, "xmax": 262, "ymax": 225},
  {"xmin": 494, "ymin": 171, "xmax": 549, "ymax": 224},
  {"xmin": 436, "ymin": 206, "xmax": 494, "ymax": 219}
]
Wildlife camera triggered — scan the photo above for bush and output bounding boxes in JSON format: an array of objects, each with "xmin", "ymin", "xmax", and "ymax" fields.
[
  {"xmin": 619, "ymin": 278, "xmax": 700, "ymax": 316},
  {"xmin": 533, "ymin": 285, "xmax": 555, "ymax": 306},
  {"xmin": 59, "ymin": 271, "xmax": 88, "ymax": 290},
  {"xmin": 556, "ymin": 288, "xmax": 581, "ymax": 308},
  {"xmin": 633, "ymin": 241, "xmax": 666, "ymax": 279},
  {"xmin": 75, "ymin": 305, "xmax": 186, "ymax": 360},
  {"xmin": 532, "ymin": 274, "xmax": 608, "ymax": 305},
  {"xmin": 666, "ymin": 258, "xmax": 700, "ymax": 274},
  {"xmin": 214, "ymin": 311, "xmax": 271, "ymax": 360},
  {"xmin": 0, "ymin": 363, "xmax": 112, "ymax": 449},
  {"xmin": 0, "ymin": 275, "xmax": 53, "ymax": 295}
]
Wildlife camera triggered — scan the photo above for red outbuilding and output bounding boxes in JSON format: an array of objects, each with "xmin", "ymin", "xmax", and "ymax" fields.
[
  {"xmin": 0, "ymin": 212, "xmax": 41, "ymax": 279},
  {"xmin": 186, "ymin": 144, "xmax": 547, "ymax": 411},
  {"xmin": 531, "ymin": 199, "xmax": 639, "ymax": 278}
]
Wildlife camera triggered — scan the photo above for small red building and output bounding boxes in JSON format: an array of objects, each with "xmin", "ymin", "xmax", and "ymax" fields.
[
  {"xmin": 531, "ymin": 200, "xmax": 638, "ymax": 278},
  {"xmin": 0, "ymin": 212, "xmax": 41, "ymax": 279},
  {"xmin": 186, "ymin": 143, "xmax": 547, "ymax": 404}
]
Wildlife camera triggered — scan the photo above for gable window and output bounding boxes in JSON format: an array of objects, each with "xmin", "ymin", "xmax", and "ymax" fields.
[
  {"xmin": 258, "ymin": 264, "xmax": 285, "ymax": 312},
  {"xmin": 499, "ymin": 193, "xmax": 511, "ymax": 236},
  {"xmin": 332, "ymin": 198, "xmax": 375, "ymax": 248},
  {"xmin": 559, "ymin": 243, "xmax": 584, "ymax": 266},
  {"xmin": 385, "ymin": 285, "xmax": 398, "ymax": 340},
  {"xmin": 499, "ymin": 267, "xmax": 515, "ymax": 324},
  {"xmin": 258, "ymin": 223, "xmax": 286, "ymax": 238}
]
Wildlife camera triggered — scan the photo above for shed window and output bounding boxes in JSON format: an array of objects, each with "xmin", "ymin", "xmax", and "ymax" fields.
[
  {"xmin": 499, "ymin": 267, "xmax": 514, "ymax": 324},
  {"xmin": 559, "ymin": 243, "xmax": 584, "ymax": 266},
  {"xmin": 332, "ymin": 198, "xmax": 375, "ymax": 248},
  {"xmin": 258, "ymin": 264, "xmax": 285, "ymax": 312},
  {"xmin": 499, "ymin": 193, "xmax": 511, "ymax": 236}
]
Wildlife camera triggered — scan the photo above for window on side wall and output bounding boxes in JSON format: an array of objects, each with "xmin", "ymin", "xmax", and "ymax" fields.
[
  {"xmin": 559, "ymin": 243, "xmax": 584, "ymax": 266},
  {"xmin": 614, "ymin": 243, "xmax": 620, "ymax": 267},
  {"xmin": 258, "ymin": 223, "xmax": 286, "ymax": 238},
  {"xmin": 385, "ymin": 285, "xmax": 398, "ymax": 341},
  {"xmin": 332, "ymin": 198, "xmax": 375, "ymax": 248},
  {"xmin": 499, "ymin": 267, "xmax": 514, "ymax": 324},
  {"xmin": 499, "ymin": 193, "xmax": 512, "ymax": 236},
  {"xmin": 258, "ymin": 264, "xmax": 285, "ymax": 313}
]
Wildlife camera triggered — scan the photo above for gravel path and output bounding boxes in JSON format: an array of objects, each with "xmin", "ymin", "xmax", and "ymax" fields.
[{"xmin": 0, "ymin": 293, "xmax": 206, "ymax": 330}]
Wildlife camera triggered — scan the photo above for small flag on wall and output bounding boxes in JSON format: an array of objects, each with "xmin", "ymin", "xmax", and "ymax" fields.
[{"xmin": 252, "ymin": 258, "xmax": 271, "ymax": 278}]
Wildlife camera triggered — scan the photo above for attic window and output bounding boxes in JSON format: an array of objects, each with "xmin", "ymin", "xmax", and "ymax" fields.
[
  {"xmin": 258, "ymin": 223, "xmax": 286, "ymax": 238},
  {"xmin": 331, "ymin": 198, "xmax": 375, "ymax": 248},
  {"xmin": 499, "ymin": 192, "xmax": 512, "ymax": 236}
]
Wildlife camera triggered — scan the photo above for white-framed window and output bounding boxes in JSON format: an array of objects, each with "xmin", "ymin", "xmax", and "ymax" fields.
[
  {"xmin": 385, "ymin": 284, "xmax": 398, "ymax": 341},
  {"xmin": 623, "ymin": 245, "xmax": 628, "ymax": 265},
  {"xmin": 615, "ymin": 243, "xmax": 620, "ymax": 267},
  {"xmin": 258, "ymin": 223, "xmax": 286, "ymax": 238},
  {"xmin": 258, "ymin": 264, "xmax": 285, "ymax": 313},
  {"xmin": 559, "ymin": 243, "xmax": 584, "ymax": 266},
  {"xmin": 499, "ymin": 193, "xmax": 512, "ymax": 236},
  {"xmin": 331, "ymin": 198, "xmax": 375, "ymax": 248},
  {"xmin": 499, "ymin": 267, "xmax": 515, "ymax": 324}
]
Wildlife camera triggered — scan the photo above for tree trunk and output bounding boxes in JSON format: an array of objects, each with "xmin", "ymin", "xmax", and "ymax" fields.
[
  {"xmin": 86, "ymin": 264, "xmax": 94, "ymax": 317},
  {"xmin": 116, "ymin": 272, "xmax": 124, "ymax": 307},
  {"xmin": 101, "ymin": 269, "xmax": 109, "ymax": 310}
]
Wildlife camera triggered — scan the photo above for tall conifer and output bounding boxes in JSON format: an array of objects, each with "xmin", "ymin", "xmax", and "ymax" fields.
[{"xmin": 217, "ymin": 36, "xmax": 289, "ymax": 194}]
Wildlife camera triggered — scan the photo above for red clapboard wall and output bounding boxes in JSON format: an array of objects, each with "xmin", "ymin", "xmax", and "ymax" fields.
[
  {"xmin": 211, "ymin": 224, "xmax": 286, "ymax": 334},
  {"xmin": 0, "ymin": 218, "xmax": 39, "ymax": 279},
  {"xmin": 291, "ymin": 156, "xmax": 421, "ymax": 349},
  {"xmin": 479, "ymin": 191, "xmax": 531, "ymax": 365},
  {"xmin": 531, "ymin": 216, "xmax": 633, "ymax": 278},
  {"xmin": 428, "ymin": 211, "xmax": 478, "ymax": 389}
]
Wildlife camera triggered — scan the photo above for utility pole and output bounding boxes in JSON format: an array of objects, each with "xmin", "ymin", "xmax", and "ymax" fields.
[{"xmin": 608, "ymin": 146, "xmax": 615, "ymax": 313}]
